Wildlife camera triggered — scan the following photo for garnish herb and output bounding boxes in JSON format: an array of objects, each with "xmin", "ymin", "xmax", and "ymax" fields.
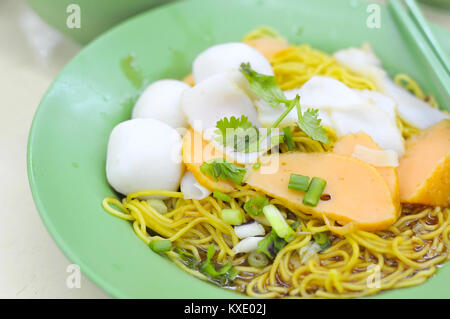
[
  {"xmin": 290, "ymin": 220, "xmax": 301, "ymax": 231},
  {"xmin": 247, "ymin": 251, "xmax": 269, "ymax": 268},
  {"xmin": 283, "ymin": 126, "xmax": 295, "ymax": 151},
  {"xmin": 257, "ymin": 231, "xmax": 288, "ymax": 259},
  {"xmin": 200, "ymin": 158, "xmax": 246, "ymax": 185},
  {"xmin": 149, "ymin": 239, "xmax": 172, "ymax": 253},
  {"xmin": 215, "ymin": 115, "xmax": 259, "ymax": 153},
  {"xmin": 213, "ymin": 190, "xmax": 231, "ymax": 203},
  {"xmin": 313, "ymin": 232, "xmax": 332, "ymax": 251},
  {"xmin": 262, "ymin": 205, "xmax": 296, "ymax": 242},
  {"xmin": 244, "ymin": 197, "xmax": 269, "ymax": 216},
  {"xmin": 288, "ymin": 174, "xmax": 310, "ymax": 192},
  {"xmin": 221, "ymin": 209, "xmax": 244, "ymax": 225},
  {"xmin": 303, "ymin": 177, "xmax": 327, "ymax": 207},
  {"xmin": 296, "ymin": 104, "xmax": 329, "ymax": 144},
  {"xmin": 239, "ymin": 63, "xmax": 329, "ymax": 145},
  {"xmin": 240, "ymin": 62, "xmax": 286, "ymax": 108},
  {"xmin": 200, "ymin": 244, "xmax": 238, "ymax": 284},
  {"xmin": 175, "ymin": 248, "xmax": 199, "ymax": 269}
]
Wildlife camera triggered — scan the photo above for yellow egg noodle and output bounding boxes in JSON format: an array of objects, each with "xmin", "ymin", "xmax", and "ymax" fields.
[
  {"xmin": 270, "ymin": 45, "xmax": 377, "ymax": 92},
  {"xmin": 102, "ymin": 30, "xmax": 449, "ymax": 298}
]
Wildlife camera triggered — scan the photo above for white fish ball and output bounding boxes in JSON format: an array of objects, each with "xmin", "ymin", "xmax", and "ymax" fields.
[
  {"xmin": 132, "ymin": 80, "xmax": 190, "ymax": 129},
  {"xmin": 106, "ymin": 118, "xmax": 183, "ymax": 198},
  {"xmin": 193, "ymin": 42, "xmax": 273, "ymax": 83}
]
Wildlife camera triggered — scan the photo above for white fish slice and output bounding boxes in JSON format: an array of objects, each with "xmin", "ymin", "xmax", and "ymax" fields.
[
  {"xmin": 181, "ymin": 70, "xmax": 261, "ymax": 135},
  {"xmin": 193, "ymin": 42, "xmax": 273, "ymax": 83},
  {"xmin": 330, "ymin": 103, "xmax": 405, "ymax": 155},
  {"xmin": 180, "ymin": 171, "xmax": 211, "ymax": 200},
  {"xmin": 334, "ymin": 45, "xmax": 449, "ymax": 129}
]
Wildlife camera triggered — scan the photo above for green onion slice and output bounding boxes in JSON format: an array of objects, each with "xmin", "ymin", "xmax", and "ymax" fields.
[
  {"xmin": 290, "ymin": 221, "xmax": 301, "ymax": 231},
  {"xmin": 262, "ymin": 205, "xmax": 296, "ymax": 242},
  {"xmin": 256, "ymin": 231, "xmax": 287, "ymax": 259},
  {"xmin": 200, "ymin": 244, "xmax": 238, "ymax": 282},
  {"xmin": 288, "ymin": 173, "xmax": 310, "ymax": 192},
  {"xmin": 303, "ymin": 177, "xmax": 327, "ymax": 207},
  {"xmin": 213, "ymin": 190, "xmax": 231, "ymax": 202},
  {"xmin": 248, "ymin": 251, "xmax": 269, "ymax": 268},
  {"xmin": 244, "ymin": 197, "xmax": 269, "ymax": 216},
  {"xmin": 221, "ymin": 209, "xmax": 244, "ymax": 225},
  {"xmin": 313, "ymin": 232, "xmax": 331, "ymax": 251},
  {"xmin": 149, "ymin": 239, "xmax": 172, "ymax": 253}
]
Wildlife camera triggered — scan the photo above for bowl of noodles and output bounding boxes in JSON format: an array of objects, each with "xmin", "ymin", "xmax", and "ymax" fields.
[{"xmin": 28, "ymin": 0, "xmax": 450, "ymax": 298}]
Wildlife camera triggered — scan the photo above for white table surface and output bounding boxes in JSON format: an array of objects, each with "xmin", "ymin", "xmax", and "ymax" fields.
[{"xmin": 1, "ymin": 0, "xmax": 449, "ymax": 299}]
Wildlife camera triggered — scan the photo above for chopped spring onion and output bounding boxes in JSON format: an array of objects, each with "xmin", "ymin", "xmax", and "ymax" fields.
[
  {"xmin": 263, "ymin": 205, "xmax": 296, "ymax": 242},
  {"xmin": 146, "ymin": 199, "xmax": 168, "ymax": 214},
  {"xmin": 248, "ymin": 251, "xmax": 269, "ymax": 268},
  {"xmin": 288, "ymin": 174, "xmax": 310, "ymax": 192},
  {"xmin": 257, "ymin": 231, "xmax": 287, "ymax": 259},
  {"xmin": 175, "ymin": 248, "xmax": 194, "ymax": 258},
  {"xmin": 234, "ymin": 221, "xmax": 265, "ymax": 239},
  {"xmin": 213, "ymin": 190, "xmax": 231, "ymax": 202},
  {"xmin": 175, "ymin": 248, "xmax": 199, "ymax": 268},
  {"xmin": 303, "ymin": 177, "xmax": 327, "ymax": 207},
  {"xmin": 252, "ymin": 162, "xmax": 261, "ymax": 169},
  {"xmin": 290, "ymin": 220, "xmax": 301, "ymax": 231},
  {"xmin": 244, "ymin": 197, "xmax": 269, "ymax": 216},
  {"xmin": 233, "ymin": 236, "xmax": 264, "ymax": 253},
  {"xmin": 313, "ymin": 232, "xmax": 332, "ymax": 251},
  {"xmin": 149, "ymin": 239, "xmax": 172, "ymax": 253},
  {"xmin": 221, "ymin": 209, "xmax": 244, "ymax": 225},
  {"xmin": 200, "ymin": 244, "xmax": 238, "ymax": 282},
  {"xmin": 283, "ymin": 126, "xmax": 295, "ymax": 151}
]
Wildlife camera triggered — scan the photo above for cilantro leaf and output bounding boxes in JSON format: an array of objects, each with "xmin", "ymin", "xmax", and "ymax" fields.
[
  {"xmin": 240, "ymin": 62, "xmax": 286, "ymax": 108},
  {"xmin": 215, "ymin": 116, "xmax": 260, "ymax": 153},
  {"xmin": 296, "ymin": 108, "xmax": 329, "ymax": 145},
  {"xmin": 200, "ymin": 158, "xmax": 247, "ymax": 185},
  {"xmin": 240, "ymin": 63, "xmax": 329, "ymax": 145},
  {"xmin": 215, "ymin": 115, "xmax": 254, "ymax": 139}
]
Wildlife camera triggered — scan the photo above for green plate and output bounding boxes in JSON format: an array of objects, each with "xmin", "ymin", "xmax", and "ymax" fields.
[{"xmin": 27, "ymin": 0, "xmax": 450, "ymax": 298}]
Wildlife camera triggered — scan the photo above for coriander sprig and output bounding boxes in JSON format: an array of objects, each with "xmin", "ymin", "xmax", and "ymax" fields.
[
  {"xmin": 214, "ymin": 115, "xmax": 259, "ymax": 153},
  {"xmin": 200, "ymin": 158, "xmax": 247, "ymax": 185},
  {"xmin": 240, "ymin": 62, "xmax": 329, "ymax": 145}
]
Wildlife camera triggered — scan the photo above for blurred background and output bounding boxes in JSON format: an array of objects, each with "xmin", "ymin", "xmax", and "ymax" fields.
[{"xmin": 0, "ymin": 0, "xmax": 449, "ymax": 298}]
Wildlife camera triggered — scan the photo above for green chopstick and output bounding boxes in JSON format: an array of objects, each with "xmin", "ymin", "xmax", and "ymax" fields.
[
  {"xmin": 404, "ymin": 0, "xmax": 450, "ymax": 75},
  {"xmin": 387, "ymin": 0, "xmax": 450, "ymax": 109}
]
